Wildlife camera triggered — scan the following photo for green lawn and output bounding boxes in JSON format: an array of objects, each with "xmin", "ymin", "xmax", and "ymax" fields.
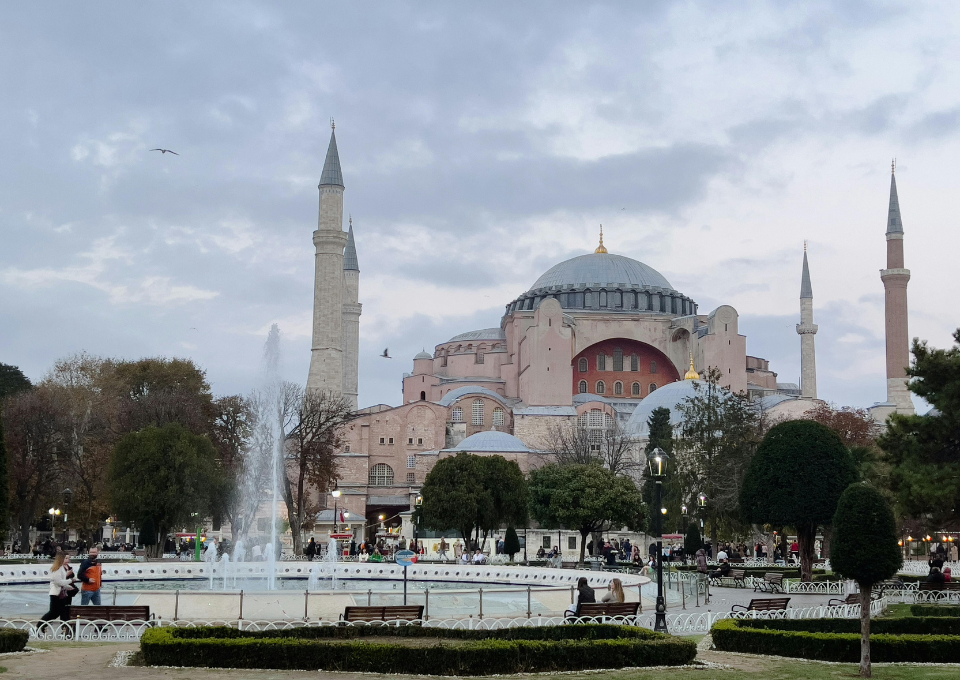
[{"xmin": 583, "ymin": 660, "xmax": 960, "ymax": 680}]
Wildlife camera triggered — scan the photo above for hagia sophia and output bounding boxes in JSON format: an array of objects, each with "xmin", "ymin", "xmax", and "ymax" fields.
[{"xmin": 305, "ymin": 125, "xmax": 915, "ymax": 535}]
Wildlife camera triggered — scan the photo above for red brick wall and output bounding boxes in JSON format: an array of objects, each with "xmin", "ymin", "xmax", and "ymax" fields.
[{"xmin": 572, "ymin": 338, "xmax": 679, "ymax": 398}]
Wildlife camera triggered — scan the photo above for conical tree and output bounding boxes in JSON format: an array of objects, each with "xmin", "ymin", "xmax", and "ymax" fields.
[
  {"xmin": 830, "ymin": 483, "xmax": 901, "ymax": 678},
  {"xmin": 0, "ymin": 412, "xmax": 8, "ymax": 542},
  {"xmin": 683, "ymin": 521, "xmax": 702, "ymax": 555},
  {"xmin": 504, "ymin": 526, "xmax": 521, "ymax": 560}
]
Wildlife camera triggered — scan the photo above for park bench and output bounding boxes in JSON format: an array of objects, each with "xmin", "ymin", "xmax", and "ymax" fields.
[
  {"xmin": 568, "ymin": 602, "xmax": 640, "ymax": 622},
  {"xmin": 919, "ymin": 582, "xmax": 960, "ymax": 592},
  {"xmin": 73, "ymin": 605, "xmax": 153, "ymax": 621},
  {"xmin": 877, "ymin": 578, "xmax": 906, "ymax": 594},
  {"xmin": 754, "ymin": 572, "xmax": 784, "ymax": 593},
  {"xmin": 731, "ymin": 597, "xmax": 790, "ymax": 613},
  {"xmin": 715, "ymin": 569, "xmax": 747, "ymax": 588},
  {"xmin": 828, "ymin": 593, "xmax": 862, "ymax": 607},
  {"xmin": 340, "ymin": 606, "xmax": 424, "ymax": 623}
]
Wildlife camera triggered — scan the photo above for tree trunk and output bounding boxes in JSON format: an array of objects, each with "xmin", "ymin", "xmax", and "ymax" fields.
[
  {"xmin": 798, "ymin": 523, "xmax": 817, "ymax": 582},
  {"xmin": 820, "ymin": 525, "xmax": 832, "ymax": 559},
  {"xmin": 579, "ymin": 530, "xmax": 589, "ymax": 564},
  {"xmin": 859, "ymin": 585, "xmax": 872, "ymax": 677}
]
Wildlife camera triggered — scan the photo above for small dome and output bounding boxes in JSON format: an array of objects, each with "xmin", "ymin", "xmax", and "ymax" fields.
[
  {"xmin": 438, "ymin": 386, "xmax": 509, "ymax": 407},
  {"xmin": 625, "ymin": 379, "xmax": 730, "ymax": 436},
  {"xmin": 529, "ymin": 253, "xmax": 674, "ymax": 292},
  {"xmin": 446, "ymin": 431, "xmax": 529, "ymax": 453},
  {"xmin": 446, "ymin": 328, "xmax": 505, "ymax": 343},
  {"xmin": 414, "ymin": 350, "xmax": 433, "ymax": 360}
]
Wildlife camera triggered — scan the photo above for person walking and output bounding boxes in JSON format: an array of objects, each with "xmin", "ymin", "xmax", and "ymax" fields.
[
  {"xmin": 40, "ymin": 551, "xmax": 78, "ymax": 625},
  {"xmin": 438, "ymin": 538, "xmax": 449, "ymax": 562},
  {"xmin": 305, "ymin": 537, "xmax": 317, "ymax": 561},
  {"xmin": 454, "ymin": 541, "xmax": 463, "ymax": 562},
  {"xmin": 77, "ymin": 546, "xmax": 103, "ymax": 605}
]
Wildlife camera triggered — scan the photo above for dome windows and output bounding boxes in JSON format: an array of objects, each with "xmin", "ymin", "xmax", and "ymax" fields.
[
  {"xmin": 632, "ymin": 382, "xmax": 641, "ymax": 396},
  {"xmin": 613, "ymin": 348, "xmax": 623, "ymax": 371},
  {"xmin": 597, "ymin": 354, "xmax": 606, "ymax": 371},
  {"xmin": 472, "ymin": 400, "xmax": 484, "ymax": 425},
  {"xmin": 614, "ymin": 381, "xmax": 623, "ymax": 395},
  {"xmin": 578, "ymin": 358, "xmax": 588, "ymax": 373},
  {"xmin": 650, "ymin": 361, "xmax": 658, "ymax": 374},
  {"xmin": 578, "ymin": 380, "xmax": 588, "ymax": 394},
  {"xmin": 630, "ymin": 354, "xmax": 639, "ymax": 371},
  {"xmin": 596, "ymin": 381, "xmax": 606, "ymax": 394},
  {"xmin": 649, "ymin": 383, "xmax": 658, "ymax": 393}
]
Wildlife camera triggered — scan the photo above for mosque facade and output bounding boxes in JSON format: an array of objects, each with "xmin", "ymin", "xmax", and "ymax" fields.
[{"xmin": 306, "ymin": 126, "xmax": 912, "ymax": 535}]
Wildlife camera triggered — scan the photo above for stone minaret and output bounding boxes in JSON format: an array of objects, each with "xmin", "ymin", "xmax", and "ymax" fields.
[
  {"xmin": 797, "ymin": 244, "xmax": 818, "ymax": 399},
  {"xmin": 341, "ymin": 217, "xmax": 361, "ymax": 409},
  {"xmin": 307, "ymin": 122, "xmax": 348, "ymax": 394},
  {"xmin": 880, "ymin": 161, "xmax": 914, "ymax": 414}
]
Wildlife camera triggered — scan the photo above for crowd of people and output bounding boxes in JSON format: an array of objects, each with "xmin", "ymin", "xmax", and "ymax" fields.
[{"xmin": 925, "ymin": 545, "xmax": 956, "ymax": 584}]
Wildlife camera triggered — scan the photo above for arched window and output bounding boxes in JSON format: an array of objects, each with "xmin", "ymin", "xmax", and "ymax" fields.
[
  {"xmin": 369, "ymin": 463, "xmax": 394, "ymax": 486},
  {"xmin": 613, "ymin": 348, "xmax": 623, "ymax": 371},
  {"xmin": 472, "ymin": 399, "xmax": 484, "ymax": 425},
  {"xmin": 584, "ymin": 292, "xmax": 593, "ymax": 307},
  {"xmin": 588, "ymin": 409, "xmax": 604, "ymax": 427},
  {"xmin": 650, "ymin": 360, "xmax": 658, "ymax": 374},
  {"xmin": 632, "ymin": 382, "xmax": 641, "ymax": 396},
  {"xmin": 649, "ymin": 383, "xmax": 658, "ymax": 393},
  {"xmin": 630, "ymin": 354, "xmax": 639, "ymax": 371},
  {"xmin": 441, "ymin": 350, "xmax": 448, "ymax": 367},
  {"xmin": 419, "ymin": 391, "xmax": 426, "ymax": 401},
  {"xmin": 614, "ymin": 381, "xmax": 623, "ymax": 395},
  {"xmin": 578, "ymin": 380, "xmax": 588, "ymax": 394},
  {"xmin": 578, "ymin": 357, "xmax": 588, "ymax": 372},
  {"xmin": 493, "ymin": 407, "xmax": 504, "ymax": 427},
  {"xmin": 596, "ymin": 381, "xmax": 606, "ymax": 394},
  {"xmin": 597, "ymin": 354, "xmax": 606, "ymax": 371},
  {"xmin": 452, "ymin": 407, "xmax": 463, "ymax": 423}
]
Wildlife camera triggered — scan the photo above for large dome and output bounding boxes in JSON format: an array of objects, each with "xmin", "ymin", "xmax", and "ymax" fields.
[{"xmin": 530, "ymin": 253, "xmax": 674, "ymax": 292}]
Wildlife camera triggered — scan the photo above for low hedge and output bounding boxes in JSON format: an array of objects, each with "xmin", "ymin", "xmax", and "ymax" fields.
[
  {"xmin": 728, "ymin": 617, "xmax": 960, "ymax": 636},
  {"xmin": 711, "ymin": 618, "xmax": 960, "ymax": 663},
  {"xmin": 141, "ymin": 624, "xmax": 696, "ymax": 674},
  {"xmin": 911, "ymin": 604, "xmax": 960, "ymax": 617},
  {"xmin": 0, "ymin": 629, "xmax": 28, "ymax": 653}
]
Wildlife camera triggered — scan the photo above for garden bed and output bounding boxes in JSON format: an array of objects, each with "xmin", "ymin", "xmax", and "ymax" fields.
[{"xmin": 140, "ymin": 624, "xmax": 696, "ymax": 675}]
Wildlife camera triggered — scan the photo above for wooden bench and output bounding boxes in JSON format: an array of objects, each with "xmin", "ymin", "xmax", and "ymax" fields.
[
  {"xmin": 828, "ymin": 593, "xmax": 862, "ymax": 606},
  {"xmin": 340, "ymin": 606, "xmax": 424, "ymax": 623},
  {"xmin": 712, "ymin": 568, "xmax": 747, "ymax": 588},
  {"xmin": 569, "ymin": 602, "xmax": 640, "ymax": 621},
  {"xmin": 731, "ymin": 597, "xmax": 790, "ymax": 613},
  {"xmin": 877, "ymin": 578, "xmax": 906, "ymax": 593},
  {"xmin": 73, "ymin": 605, "xmax": 152, "ymax": 621},
  {"xmin": 754, "ymin": 572, "xmax": 784, "ymax": 593},
  {"xmin": 919, "ymin": 581, "xmax": 960, "ymax": 592}
]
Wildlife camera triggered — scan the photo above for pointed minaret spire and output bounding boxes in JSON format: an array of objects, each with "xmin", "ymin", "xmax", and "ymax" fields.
[
  {"xmin": 886, "ymin": 159, "xmax": 903, "ymax": 236},
  {"xmin": 319, "ymin": 120, "xmax": 344, "ymax": 188},
  {"xmin": 344, "ymin": 216, "xmax": 359, "ymax": 272},
  {"xmin": 797, "ymin": 243, "xmax": 818, "ymax": 399},
  {"xmin": 880, "ymin": 159, "xmax": 913, "ymax": 414}
]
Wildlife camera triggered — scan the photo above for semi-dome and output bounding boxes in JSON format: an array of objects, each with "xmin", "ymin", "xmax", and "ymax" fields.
[
  {"xmin": 531, "ymin": 253, "xmax": 674, "ymax": 291},
  {"xmin": 443, "ymin": 430, "xmax": 530, "ymax": 453},
  {"xmin": 625, "ymin": 379, "xmax": 729, "ymax": 436}
]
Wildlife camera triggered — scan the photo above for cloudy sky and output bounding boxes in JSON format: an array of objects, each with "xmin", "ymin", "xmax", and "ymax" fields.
[{"xmin": 2, "ymin": 2, "xmax": 958, "ymax": 410}]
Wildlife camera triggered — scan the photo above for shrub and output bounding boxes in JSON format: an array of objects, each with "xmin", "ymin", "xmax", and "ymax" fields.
[
  {"xmin": 141, "ymin": 624, "xmax": 696, "ymax": 674},
  {"xmin": 911, "ymin": 605, "xmax": 960, "ymax": 618},
  {"xmin": 731, "ymin": 617, "xmax": 960, "ymax": 636},
  {"xmin": 0, "ymin": 629, "xmax": 28, "ymax": 653},
  {"xmin": 711, "ymin": 618, "xmax": 960, "ymax": 662}
]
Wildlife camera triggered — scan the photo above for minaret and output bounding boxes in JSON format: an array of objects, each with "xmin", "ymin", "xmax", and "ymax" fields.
[
  {"xmin": 307, "ymin": 121, "xmax": 348, "ymax": 394},
  {"xmin": 341, "ymin": 217, "xmax": 361, "ymax": 410},
  {"xmin": 880, "ymin": 160, "xmax": 914, "ymax": 414},
  {"xmin": 796, "ymin": 243, "xmax": 818, "ymax": 399}
]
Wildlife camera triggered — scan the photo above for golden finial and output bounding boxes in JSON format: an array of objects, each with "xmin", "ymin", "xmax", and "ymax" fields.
[
  {"xmin": 804, "ymin": 240, "xmax": 807, "ymax": 252},
  {"xmin": 595, "ymin": 225, "xmax": 608, "ymax": 254},
  {"xmin": 331, "ymin": 118, "xmax": 336, "ymax": 130},
  {"xmin": 684, "ymin": 353, "xmax": 700, "ymax": 380}
]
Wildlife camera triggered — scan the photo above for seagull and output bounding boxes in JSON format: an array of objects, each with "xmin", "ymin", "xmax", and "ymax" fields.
[
  {"xmin": 381, "ymin": 348, "xmax": 392, "ymax": 359},
  {"xmin": 150, "ymin": 148, "xmax": 179, "ymax": 155}
]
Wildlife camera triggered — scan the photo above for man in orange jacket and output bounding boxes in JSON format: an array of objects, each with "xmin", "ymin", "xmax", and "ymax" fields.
[{"xmin": 77, "ymin": 546, "xmax": 103, "ymax": 605}]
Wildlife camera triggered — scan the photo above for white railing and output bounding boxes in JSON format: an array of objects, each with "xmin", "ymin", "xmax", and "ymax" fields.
[
  {"xmin": 899, "ymin": 560, "xmax": 960, "ymax": 575},
  {"xmin": 0, "ymin": 598, "xmax": 888, "ymax": 641},
  {"xmin": 782, "ymin": 580, "xmax": 845, "ymax": 594},
  {"xmin": 0, "ymin": 553, "xmax": 143, "ymax": 561}
]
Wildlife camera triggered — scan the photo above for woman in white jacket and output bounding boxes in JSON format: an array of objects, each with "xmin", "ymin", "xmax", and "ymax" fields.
[{"xmin": 40, "ymin": 551, "xmax": 77, "ymax": 624}]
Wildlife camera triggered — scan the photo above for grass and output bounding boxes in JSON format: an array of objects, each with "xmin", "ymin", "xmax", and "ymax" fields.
[
  {"xmin": 592, "ymin": 663, "xmax": 960, "ymax": 679},
  {"xmin": 883, "ymin": 604, "xmax": 915, "ymax": 618}
]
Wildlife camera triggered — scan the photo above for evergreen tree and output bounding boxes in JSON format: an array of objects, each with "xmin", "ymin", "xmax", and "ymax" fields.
[
  {"xmin": 504, "ymin": 526, "xmax": 521, "ymax": 560},
  {"xmin": 642, "ymin": 407, "xmax": 677, "ymax": 533},
  {"xmin": 0, "ymin": 363, "xmax": 31, "ymax": 400},
  {"xmin": 683, "ymin": 521, "xmax": 702, "ymax": 555},
  {"xmin": 741, "ymin": 420, "xmax": 857, "ymax": 581},
  {"xmin": 0, "ymin": 413, "xmax": 7, "ymax": 541},
  {"xmin": 830, "ymin": 484, "xmax": 902, "ymax": 678}
]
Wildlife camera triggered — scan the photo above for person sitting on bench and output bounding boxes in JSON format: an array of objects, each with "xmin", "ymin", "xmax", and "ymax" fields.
[
  {"xmin": 709, "ymin": 559, "xmax": 731, "ymax": 581},
  {"xmin": 564, "ymin": 577, "xmax": 596, "ymax": 618},
  {"xmin": 927, "ymin": 567, "xmax": 946, "ymax": 584},
  {"xmin": 602, "ymin": 578, "xmax": 625, "ymax": 603}
]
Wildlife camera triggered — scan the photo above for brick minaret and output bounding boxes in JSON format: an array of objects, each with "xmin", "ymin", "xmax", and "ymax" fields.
[
  {"xmin": 796, "ymin": 244, "xmax": 818, "ymax": 399},
  {"xmin": 307, "ymin": 122, "xmax": 348, "ymax": 395},
  {"xmin": 880, "ymin": 161, "xmax": 914, "ymax": 414},
  {"xmin": 341, "ymin": 217, "xmax": 361, "ymax": 410}
]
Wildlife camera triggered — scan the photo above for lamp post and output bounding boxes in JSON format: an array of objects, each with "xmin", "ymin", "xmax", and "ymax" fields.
[
  {"xmin": 331, "ymin": 484, "xmax": 342, "ymax": 534},
  {"xmin": 647, "ymin": 447, "xmax": 669, "ymax": 633},
  {"xmin": 48, "ymin": 507, "xmax": 61, "ymax": 544},
  {"xmin": 697, "ymin": 493, "xmax": 707, "ymax": 547},
  {"xmin": 414, "ymin": 494, "xmax": 423, "ymax": 554}
]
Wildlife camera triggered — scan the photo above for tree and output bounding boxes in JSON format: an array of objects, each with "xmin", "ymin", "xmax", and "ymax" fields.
[
  {"xmin": 0, "ymin": 405, "xmax": 8, "ymax": 541},
  {"xmin": 528, "ymin": 463, "xmax": 645, "ymax": 564},
  {"xmin": 684, "ymin": 521, "xmax": 702, "ymax": 555},
  {"xmin": 504, "ymin": 526, "xmax": 521, "ymax": 560},
  {"xmin": 675, "ymin": 369, "xmax": 764, "ymax": 546},
  {"xmin": 641, "ymin": 407, "xmax": 679, "ymax": 535},
  {"xmin": 3, "ymin": 387, "xmax": 63, "ymax": 549},
  {"xmin": 108, "ymin": 423, "xmax": 224, "ymax": 557},
  {"xmin": 209, "ymin": 395, "xmax": 251, "ymax": 541},
  {"xmin": 419, "ymin": 453, "xmax": 527, "ymax": 549},
  {"xmin": 879, "ymin": 329, "xmax": 960, "ymax": 529},
  {"xmin": 538, "ymin": 414, "xmax": 641, "ymax": 478},
  {"xmin": 0, "ymin": 363, "xmax": 31, "ymax": 400},
  {"xmin": 830, "ymin": 484, "xmax": 902, "ymax": 678},
  {"xmin": 741, "ymin": 420, "xmax": 857, "ymax": 581},
  {"xmin": 282, "ymin": 389, "xmax": 352, "ymax": 553}
]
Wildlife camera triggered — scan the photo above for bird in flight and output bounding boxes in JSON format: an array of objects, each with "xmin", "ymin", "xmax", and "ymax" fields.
[
  {"xmin": 150, "ymin": 148, "xmax": 179, "ymax": 155},
  {"xmin": 381, "ymin": 348, "xmax": 392, "ymax": 359}
]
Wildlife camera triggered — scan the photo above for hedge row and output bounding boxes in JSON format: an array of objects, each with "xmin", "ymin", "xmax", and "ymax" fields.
[
  {"xmin": 0, "ymin": 629, "xmax": 28, "ymax": 653},
  {"xmin": 911, "ymin": 604, "xmax": 960, "ymax": 618},
  {"xmin": 140, "ymin": 625, "xmax": 696, "ymax": 674},
  {"xmin": 711, "ymin": 619, "xmax": 960, "ymax": 663},
  {"xmin": 731, "ymin": 617, "xmax": 960, "ymax": 636}
]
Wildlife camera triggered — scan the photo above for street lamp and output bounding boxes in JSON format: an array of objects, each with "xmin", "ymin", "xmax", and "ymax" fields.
[
  {"xmin": 331, "ymin": 484, "xmax": 342, "ymax": 533},
  {"xmin": 647, "ymin": 447, "xmax": 669, "ymax": 633},
  {"xmin": 414, "ymin": 494, "xmax": 423, "ymax": 553}
]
